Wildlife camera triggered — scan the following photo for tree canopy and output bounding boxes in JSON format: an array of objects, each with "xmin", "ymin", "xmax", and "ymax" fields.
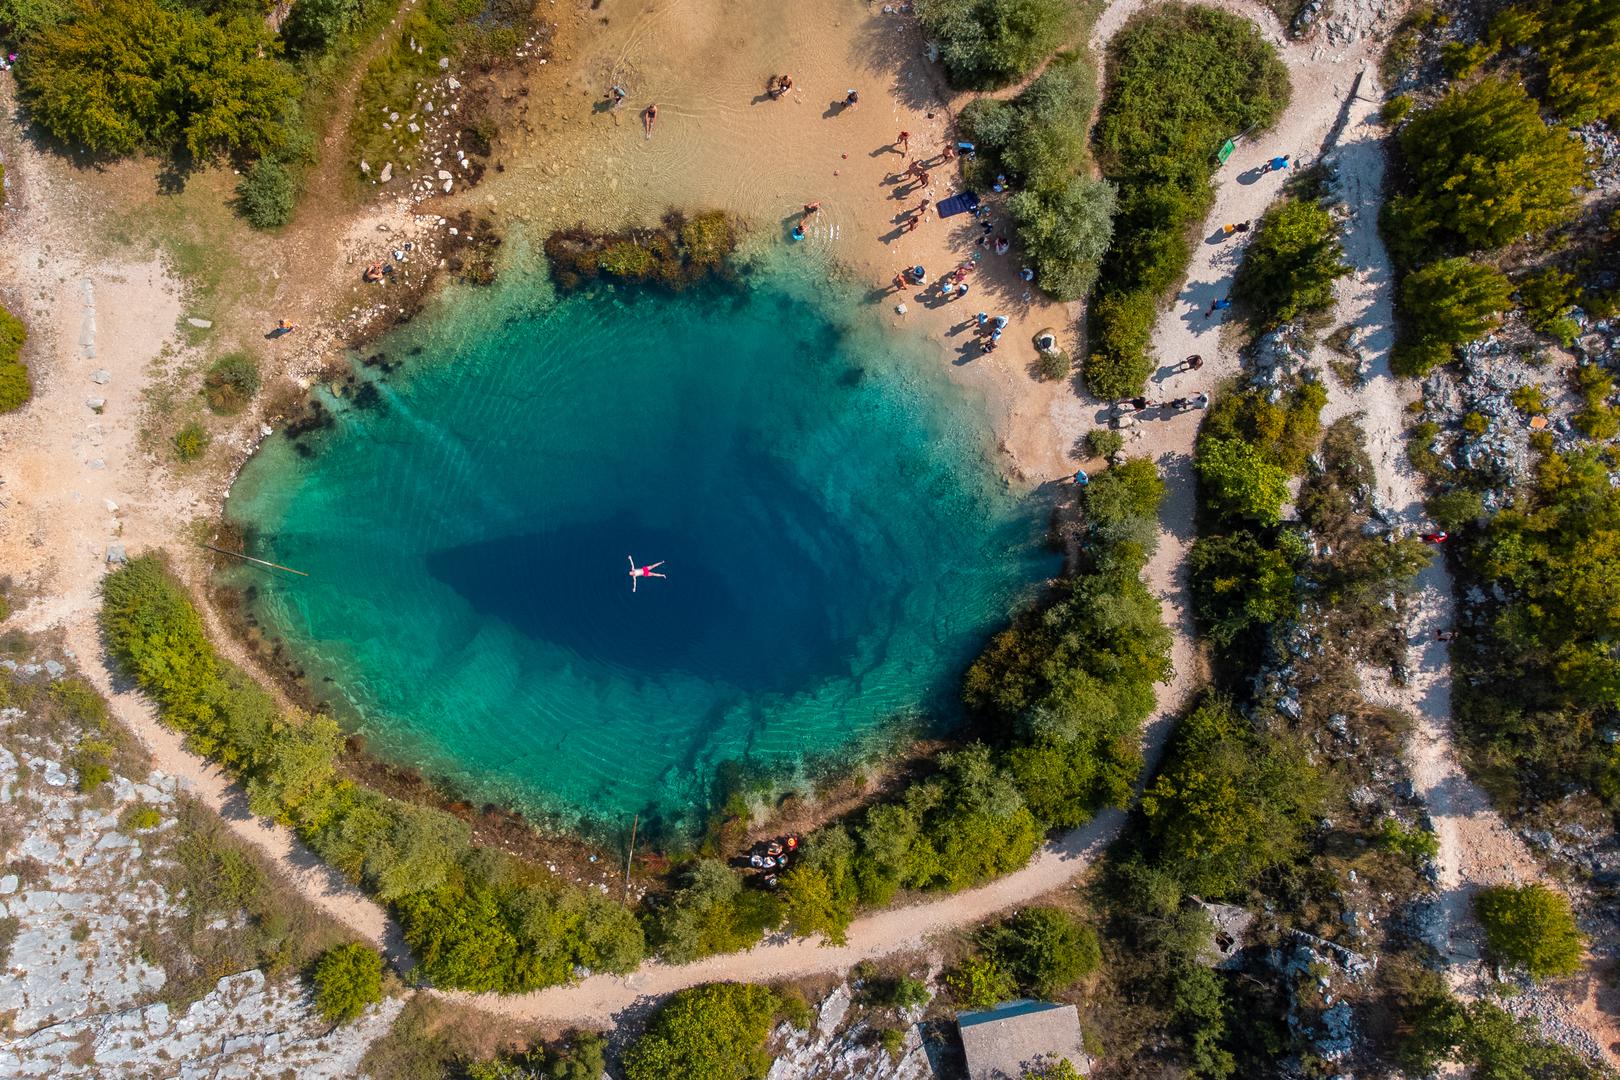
[
  {"xmin": 1232, "ymin": 196, "xmax": 1351, "ymax": 327},
  {"xmin": 621, "ymin": 983, "xmax": 783, "ymax": 1080},
  {"xmin": 914, "ymin": 0, "xmax": 1073, "ymax": 89},
  {"xmin": 1385, "ymin": 77, "xmax": 1587, "ymax": 264},
  {"xmin": 19, "ymin": 0, "xmax": 298, "ymax": 161}
]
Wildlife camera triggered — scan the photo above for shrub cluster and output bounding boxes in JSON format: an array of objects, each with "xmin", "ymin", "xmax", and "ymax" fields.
[
  {"xmin": 1395, "ymin": 966, "xmax": 1608, "ymax": 1078},
  {"xmin": 959, "ymin": 54, "xmax": 1117, "ymax": 301},
  {"xmin": 650, "ymin": 858, "xmax": 783, "ymax": 964},
  {"xmin": 1390, "ymin": 257, "xmax": 1512, "ymax": 376},
  {"xmin": 203, "ymin": 352, "xmax": 262, "ymax": 414},
  {"xmin": 914, "ymin": 0, "xmax": 1072, "ymax": 89},
  {"xmin": 1231, "ymin": 194, "xmax": 1350, "ymax": 329},
  {"xmin": 769, "ymin": 460, "xmax": 1171, "ymax": 945},
  {"xmin": 1087, "ymin": 4, "xmax": 1289, "ymax": 400},
  {"xmin": 1140, "ymin": 696, "xmax": 1327, "ymax": 898},
  {"xmin": 17, "ymin": 0, "xmax": 299, "ymax": 161},
  {"xmin": 235, "ymin": 160, "xmax": 298, "ymax": 231},
  {"xmin": 311, "ymin": 942, "xmax": 384, "ymax": 1023},
  {"xmin": 621, "ymin": 982, "xmax": 791, "ymax": 1080},
  {"xmin": 1453, "ymin": 448, "xmax": 1620, "ymax": 808},
  {"xmin": 1489, "ymin": 0, "xmax": 1620, "ymax": 126},
  {"xmin": 99, "ymin": 556, "xmax": 645, "ymax": 992},
  {"xmin": 1474, "ymin": 883, "xmax": 1584, "ymax": 981},
  {"xmin": 0, "ymin": 306, "xmax": 30, "ymax": 415}
]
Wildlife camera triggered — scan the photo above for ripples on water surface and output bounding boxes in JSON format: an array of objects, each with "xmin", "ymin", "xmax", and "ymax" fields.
[{"xmin": 227, "ymin": 256, "xmax": 1052, "ymax": 834}]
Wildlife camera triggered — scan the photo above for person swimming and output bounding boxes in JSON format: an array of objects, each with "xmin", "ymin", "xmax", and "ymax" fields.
[{"xmin": 628, "ymin": 557, "xmax": 667, "ymax": 592}]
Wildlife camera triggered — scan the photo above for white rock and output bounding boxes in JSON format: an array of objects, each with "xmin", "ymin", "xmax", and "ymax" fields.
[
  {"xmin": 185, "ymin": 317, "xmax": 212, "ymax": 329},
  {"xmin": 89, "ymin": 369, "xmax": 110, "ymax": 385},
  {"xmin": 380, "ymin": 162, "xmax": 394, "ymax": 183}
]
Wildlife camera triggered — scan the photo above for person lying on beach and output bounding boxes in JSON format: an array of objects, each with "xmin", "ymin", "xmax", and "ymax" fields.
[
  {"xmin": 268, "ymin": 319, "xmax": 299, "ymax": 339},
  {"xmin": 643, "ymin": 103, "xmax": 658, "ymax": 135},
  {"xmin": 628, "ymin": 557, "xmax": 666, "ymax": 591}
]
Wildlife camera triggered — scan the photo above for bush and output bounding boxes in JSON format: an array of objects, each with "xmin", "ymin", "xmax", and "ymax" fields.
[
  {"xmin": 18, "ymin": 0, "xmax": 298, "ymax": 160},
  {"xmin": 1385, "ymin": 77, "xmax": 1588, "ymax": 265},
  {"xmin": 1376, "ymin": 818, "xmax": 1439, "ymax": 865},
  {"xmin": 1503, "ymin": 0, "xmax": 1620, "ymax": 125},
  {"xmin": 1392, "ymin": 257, "xmax": 1512, "ymax": 376},
  {"xmin": 1474, "ymin": 884, "xmax": 1583, "ymax": 980},
  {"xmin": 914, "ymin": 0, "xmax": 1072, "ymax": 89},
  {"xmin": 0, "ymin": 306, "xmax": 31, "ymax": 414},
  {"xmin": 1194, "ymin": 437, "xmax": 1290, "ymax": 527},
  {"xmin": 947, "ymin": 953, "xmax": 1016, "ymax": 1009},
  {"xmin": 979, "ymin": 907, "xmax": 1100, "ymax": 996},
  {"xmin": 1232, "ymin": 197, "xmax": 1350, "ymax": 327},
  {"xmin": 1189, "ymin": 529, "xmax": 1304, "ymax": 647},
  {"xmin": 1088, "ymin": 4, "xmax": 1289, "ymax": 397},
  {"xmin": 203, "ymin": 352, "xmax": 262, "ymax": 414},
  {"xmin": 311, "ymin": 942, "xmax": 384, "ymax": 1023},
  {"xmin": 1141, "ymin": 696, "xmax": 1327, "ymax": 897},
  {"xmin": 621, "ymin": 983, "xmax": 782, "ymax": 1080},
  {"xmin": 1010, "ymin": 180, "xmax": 1118, "ymax": 301},
  {"xmin": 1396, "ymin": 966, "xmax": 1610, "ymax": 1078},
  {"xmin": 1426, "ymin": 488, "xmax": 1484, "ymax": 531},
  {"xmin": 1085, "ymin": 429, "xmax": 1124, "ymax": 459},
  {"xmin": 1572, "ymin": 364, "xmax": 1620, "ymax": 440},
  {"xmin": 655, "ymin": 858, "xmax": 781, "ymax": 962},
  {"xmin": 1381, "ymin": 93, "xmax": 1413, "ymax": 125},
  {"xmin": 173, "ymin": 421, "xmax": 211, "ymax": 461},
  {"xmin": 1033, "ymin": 346, "xmax": 1072, "ymax": 381},
  {"xmin": 0, "ymin": 0, "xmax": 71, "ymax": 39},
  {"xmin": 236, "ymin": 160, "xmax": 297, "ymax": 230}
]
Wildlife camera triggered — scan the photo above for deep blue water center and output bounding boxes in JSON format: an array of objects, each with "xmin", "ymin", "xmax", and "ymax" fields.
[{"xmin": 227, "ymin": 257, "xmax": 1051, "ymax": 835}]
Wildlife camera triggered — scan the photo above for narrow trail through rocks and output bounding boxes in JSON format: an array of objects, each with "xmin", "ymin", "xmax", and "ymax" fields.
[{"xmin": 1311, "ymin": 70, "xmax": 1620, "ymax": 1064}]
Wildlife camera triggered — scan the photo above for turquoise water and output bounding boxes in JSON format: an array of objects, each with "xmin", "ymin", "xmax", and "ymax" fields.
[{"xmin": 226, "ymin": 256, "xmax": 1052, "ymax": 836}]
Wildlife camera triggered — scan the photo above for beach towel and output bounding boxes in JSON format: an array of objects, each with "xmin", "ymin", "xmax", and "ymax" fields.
[{"xmin": 936, "ymin": 191, "xmax": 981, "ymax": 219}]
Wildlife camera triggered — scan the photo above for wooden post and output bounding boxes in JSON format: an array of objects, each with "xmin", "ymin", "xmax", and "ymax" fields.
[
  {"xmin": 623, "ymin": 814, "xmax": 639, "ymax": 902},
  {"xmin": 202, "ymin": 543, "xmax": 309, "ymax": 577}
]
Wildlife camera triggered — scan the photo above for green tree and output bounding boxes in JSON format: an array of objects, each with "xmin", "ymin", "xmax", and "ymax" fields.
[
  {"xmin": 1474, "ymin": 883, "xmax": 1584, "ymax": 980},
  {"xmin": 621, "ymin": 983, "xmax": 782, "ymax": 1080},
  {"xmin": 1232, "ymin": 197, "xmax": 1351, "ymax": 327},
  {"xmin": 914, "ymin": 0, "xmax": 1072, "ymax": 89},
  {"xmin": 1141, "ymin": 697, "xmax": 1327, "ymax": 896},
  {"xmin": 980, "ymin": 907, "xmax": 1100, "ymax": 997},
  {"xmin": 1189, "ymin": 530, "xmax": 1304, "ymax": 646},
  {"xmin": 243, "ymin": 707, "xmax": 342, "ymax": 826},
  {"xmin": 1009, "ymin": 178, "xmax": 1118, "ymax": 301},
  {"xmin": 0, "ymin": 0, "xmax": 72, "ymax": 38},
  {"xmin": 236, "ymin": 160, "xmax": 297, "ymax": 230},
  {"xmin": 19, "ymin": 0, "xmax": 298, "ymax": 160},
  {"xmin": 656, "ymin": 859, "xmax": 779, "ymax": 963},
  {"xmin": 1386, "ymin": 77, "xmax": 1587, "ymax": 262},
  {"xmin": 1512, "ymin": 0, "xmax": 1620, "ymax": 125},
  {"xmin": 1393, "ymin": 257, "xmax": 1513, "ymax": 376},
  {"xmin": 779, "ymin": 827, "xmax": 859, "ymax": 944},
  {"xmin": 1194, "ymin": 437, "xmax": 1290, "ymax": 527},
  {"xmin": 364, "ymin": 803, "xmax": 471, "ymax": 901},
  {"xmin": 947, "ymin": 953, "xmax": 1016, "ymax": 1009},
  {"xmin": 311, "ymin": 942, "xmax": 384, "ymax": 1023}
]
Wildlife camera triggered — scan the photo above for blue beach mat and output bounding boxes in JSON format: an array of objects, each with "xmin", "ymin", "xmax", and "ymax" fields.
[{"xmin": 936, "ymin": 191, "xmax": 981, "ymax": 219}]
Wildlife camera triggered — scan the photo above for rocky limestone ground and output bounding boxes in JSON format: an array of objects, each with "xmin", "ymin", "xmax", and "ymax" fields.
[
  {"xmin": 766, "ymin": 982, "xmax": 935, "ymax": 1080},
  {"xmin": 0, "ymin": 656, "xmax": 401, "ymax": 1077}
]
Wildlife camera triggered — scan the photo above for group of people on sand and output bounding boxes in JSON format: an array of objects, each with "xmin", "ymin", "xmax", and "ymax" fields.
[
  {"xmin": 1121, "ymin": 390, "xmax": 1210, "ymax": 414},
  {"xmin": 767, "ymin": 73, "xmax": 794, "ymax": 99}
]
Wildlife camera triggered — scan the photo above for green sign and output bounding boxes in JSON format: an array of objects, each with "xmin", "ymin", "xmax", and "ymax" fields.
[{"xmin": 1218, "ymin": 138, "xmax": 1236, "ymax": 164}]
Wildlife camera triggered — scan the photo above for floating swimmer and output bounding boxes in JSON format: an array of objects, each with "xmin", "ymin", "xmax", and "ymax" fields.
[{"xmin": 628, "ymin": 557, "xmax": 667, "ymax": 592}]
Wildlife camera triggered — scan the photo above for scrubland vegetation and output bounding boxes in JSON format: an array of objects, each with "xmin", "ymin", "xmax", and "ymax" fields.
[
  {"xmin": 1087, "ymin": 3, "xmax": 1289, "ymax": 400},
  {"xmin": 1, "ymin": 0, "xmax": 527, "ymax": 228},
  {"xmin": 915, "ymin": 0, "xmax": 1074, "ymax": 89},
  {"xmin": 1231, "ymin": 188, "xmax": 1350, "ymax": 329},
  {"xmin": 100, "ymin": 556, "xmax": 646, "ymax": 993},
  {"xmin": 959, "ymin": 54, "xmax": 1117, "ymax": 301}
]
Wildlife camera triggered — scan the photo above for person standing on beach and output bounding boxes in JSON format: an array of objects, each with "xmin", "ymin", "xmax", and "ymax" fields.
[
  {"xmin": 606, "ymin": 84, "xmax": 626, "ymax": 109},
  {"xmin": 914, "ymin": 197, "xmax": 931, "ymax": 217},
  {"xmin": 844, "ymin": 89, "xmax": 859, "ymax": 109},
  {"xmin": 896, "ymin": 131, "xmax": 910, "ymax": 153}
]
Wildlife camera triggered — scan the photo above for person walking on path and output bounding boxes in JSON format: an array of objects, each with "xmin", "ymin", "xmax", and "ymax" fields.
[
  {"xmin": 1205, "ymin": 298, "xmax": 1231, "ymax": 319},
  {"xmin": 1181, "ymin": 354, "xmax": 1204, "ymax": 372},
  {"xmin": 1262, "ymin": 154, "xmax": 1290, "ymax": 174}
]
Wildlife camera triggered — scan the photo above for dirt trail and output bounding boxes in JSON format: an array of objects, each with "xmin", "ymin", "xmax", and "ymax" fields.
[{"xmin": 1311, "ymin": 68, "xmax": 1620, "ymax": 1064}]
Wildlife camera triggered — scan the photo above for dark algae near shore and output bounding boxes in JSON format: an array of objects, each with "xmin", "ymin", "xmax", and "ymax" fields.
[{"xmin": 226, "ymin": 258, "xmax": 1051, "ymax": 834}]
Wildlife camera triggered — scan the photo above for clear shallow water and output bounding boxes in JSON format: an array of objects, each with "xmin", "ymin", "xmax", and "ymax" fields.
[{"xmin": 227, "ymin": 257, "xmax": 1052, "ymax": 835}]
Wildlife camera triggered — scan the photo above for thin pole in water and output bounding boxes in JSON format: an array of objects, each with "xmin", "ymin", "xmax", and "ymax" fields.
[
  {"xmin": 623, "ymin": 813, "xmax": 639, "ymax": 902},
  {"xmin": 202, "ymin": 544, "xmax": 309, "ymax": 577}
]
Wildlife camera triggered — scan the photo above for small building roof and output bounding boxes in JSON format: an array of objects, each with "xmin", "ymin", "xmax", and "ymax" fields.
[{"xmin": 957, "ymin": 999, "xmax": 1088, "ymax": 1079}]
